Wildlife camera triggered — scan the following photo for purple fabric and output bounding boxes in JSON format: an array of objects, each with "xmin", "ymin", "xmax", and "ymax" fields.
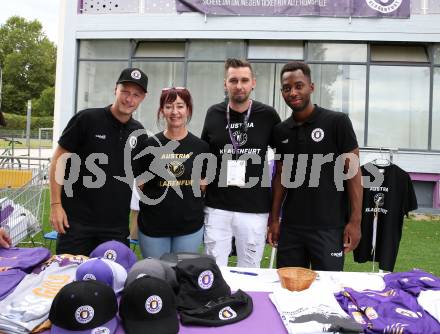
[
  {"xmin": 90, "ymin": 240, "xmax": 137, "ymax": 271},
  {"xmin": 76, "ymin": 258, "xmax": 114, "ymax": 287},
  {"xmin": 336, "ymin": 287, "xmax": 440, "ymax": 334},
  {"xmin": 0, "ymin": 268, "xmax": 26, "ymax": 300},
  {"xmin": 0, "ymin": 247, "xmax": 51, "ymax": 273},
  {"xmin": 176, "ymin": 0, "xmax": 410, "ymax": 18},
  {"xmin": 120, "ymin": 291, "xmax": 282, "ymax": 334},
  {"xmin": 384, "ymin": 269, "xmax": 440, "ymax": 296},
  {"xmin": 0, "ymin": 205, "xmax": 14, "ymax": 224},
  {"xmin": 42, "ymin": 291, "xmax": 283, "ymax": 334},
  {"xmin": 51, "ymin": 317, "xmax": 118, "ymax": 334}
]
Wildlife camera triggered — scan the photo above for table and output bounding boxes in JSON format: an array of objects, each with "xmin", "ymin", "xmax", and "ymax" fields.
[{"xmin": 43, "ymin": 268, "xmax": 387, "ymax": 333}]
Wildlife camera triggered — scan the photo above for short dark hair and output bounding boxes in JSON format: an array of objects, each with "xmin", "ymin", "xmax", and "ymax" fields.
[
  {"xmin": 157, "ymin": 87, "xmax": 193, "ymax": 123},
  {"xmin": 280, "ymin": 61, "xmax": 311, "ymax": 82},
  {"xmin": 224, "ymin": 58, "xmax": 254, "ymax": 77}
]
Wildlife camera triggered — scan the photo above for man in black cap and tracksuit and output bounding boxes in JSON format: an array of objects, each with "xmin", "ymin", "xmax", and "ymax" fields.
[{"xmin": 49, "ymin": 68, "xmax": 149, "ymax": 256}]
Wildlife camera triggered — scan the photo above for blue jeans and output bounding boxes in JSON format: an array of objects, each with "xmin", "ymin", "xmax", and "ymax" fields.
[{"xmin": 138, "ymin": 226, "xmax": 204, "ymax": 259}]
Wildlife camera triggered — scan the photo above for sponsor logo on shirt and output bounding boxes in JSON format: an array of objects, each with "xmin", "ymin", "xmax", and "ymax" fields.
[
  {"xmin": 166, "ymin": 161, "xmax": 185, "ymax": 177},
  {"xmin": 145, "ymin": 295, "xmax": 163, "ymax": 314},
  {"xmin": 219, "ymin": 306, "xmax": 237, "ymax": 320},
  {"xmin": 75, "ymin": 305, "xmax": 94, "ymax": 324},
  {"xmin": 311, "ymin": 128, "xmax": 324, "ymax": 142},
  {"xmin": 365, "ymin": 0, "xmax": 402, "ymax": 14},
  {"xmin": 395, "ymin": 307, "xmax": 422, "ymax": 318},
  {"xmin": 95, "ymin": 134, "xmax": 106, "ymax": 140},
  {"xmin": 365, "ymin": 306, "xmax": 378, "ymax": 320},
  {"xmin": 330, "ymin": 251, "xmax": 343, "ymax": 258},
  {"xmin": 198, "ymin": 270, "xmax": 214, "ymax": 289},
  {"xmin": 129, "ymin": 136, "xmax": 137, "ymax": 148}
]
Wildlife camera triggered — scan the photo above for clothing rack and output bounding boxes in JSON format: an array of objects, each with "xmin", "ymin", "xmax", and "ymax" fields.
[{"xmin": 360, "ymin": 147, "xmax": 398, "ymax": 166}]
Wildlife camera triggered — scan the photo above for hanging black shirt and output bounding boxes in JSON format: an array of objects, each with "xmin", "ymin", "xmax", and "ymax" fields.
[{"xmin": 354, "ymin": 163, "xmax": 418, "ymax": 271}]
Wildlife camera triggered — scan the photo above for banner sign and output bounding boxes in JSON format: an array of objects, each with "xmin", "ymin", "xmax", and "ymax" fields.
[{"xmin": 175, "ymin": 0, "xmax": 410, "ymax": 18}]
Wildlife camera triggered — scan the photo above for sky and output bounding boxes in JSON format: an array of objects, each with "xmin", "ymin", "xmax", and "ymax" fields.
[{"xmin": 0, "ymin": 0, "xmax": 61, "ymax": 44}]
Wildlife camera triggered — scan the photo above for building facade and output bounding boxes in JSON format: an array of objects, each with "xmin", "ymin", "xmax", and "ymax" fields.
[{"xmin": 55, "ymin": 0, "xmax": 440, "ymax": 208}]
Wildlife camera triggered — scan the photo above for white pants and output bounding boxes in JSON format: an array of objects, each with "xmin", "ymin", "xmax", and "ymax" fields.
[{"xmin": 203, "ymin": 207, "xmax": 269, "ymax": 268}]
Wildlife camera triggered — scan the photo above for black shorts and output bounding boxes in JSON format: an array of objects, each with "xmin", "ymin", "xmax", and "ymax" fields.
[
  {"xmin": 56, "ymin": 220, "xmax": 129, "ymax": 256},
  {"xmin": 276, "ymin": 225, "xmax": 345, "ymax": 271}
]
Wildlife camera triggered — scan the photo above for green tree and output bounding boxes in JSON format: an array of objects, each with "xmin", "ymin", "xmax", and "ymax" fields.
[
  {"xmin": 0, "ymin": 16, "xmax": 56, "ymax": 115},
  {"xmin": 32, "ymin": 86, "xmax": 55, "ymax": 116}
]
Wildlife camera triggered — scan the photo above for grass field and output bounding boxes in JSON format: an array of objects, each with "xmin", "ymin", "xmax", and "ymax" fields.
[
  {"xmin": 0, "ymin": 138, "xmax": 53, "ymax": 150},
  {"xmin": 30, "ymin": 188, "xmax": 440, "ymax": 276}
]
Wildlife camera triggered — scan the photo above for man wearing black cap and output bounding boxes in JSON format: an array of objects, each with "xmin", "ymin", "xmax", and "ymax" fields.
[{"xmin": 49, "ymin": 68, "xmax": 149, "ymax": 256}]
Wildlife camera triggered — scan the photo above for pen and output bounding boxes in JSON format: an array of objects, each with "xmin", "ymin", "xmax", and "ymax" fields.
[{"xmin": 229, "ymin": 270, "xmax": 258, "ymax": 276}]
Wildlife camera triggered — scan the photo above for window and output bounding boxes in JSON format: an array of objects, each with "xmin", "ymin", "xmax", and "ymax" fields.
[
  {"xmin": 433, "ymin": 44, "xmax": 440, "ymax": 64},
  {"xmin": 308, "ymin": 43, "xmax": 367, "ymax": 62},
  {"xmin": 368, "ymin": 66, "xmax": 430, "ymax": 149},
  {"xmin": 371, "ymin": 45, "xmax": 428, "ymax": 62},
  {"xmin": 79, "ymin": 40, "xmax": 130, "ymax": 59},
  {"xmin": 311, "ymin": 64, "xmax": 366, "ymax": 146},
  {"xmin": 248, "ymin": 40, "xmax": 303, "ymax": 60},
  {"xmin": 187, "ymin": 40, "xmax": 245, "ymax": 60},
  {"xmin": 432, "ymin": 68, "xmax": 440, "ymax": 150},
  {"xmin": 77, "ymin": 61, "xmax": 128, "ymax": 111},
  {"xmin": 132, "ymin": 62, "xmax": 184, "ymax": 135},
  {"xmin": 134, "ymin": 42, "xmax": 185, "ymax": 58},
  {"xmin": 186, "ymin": 62, "xmax": 225, "ymax": 135}
]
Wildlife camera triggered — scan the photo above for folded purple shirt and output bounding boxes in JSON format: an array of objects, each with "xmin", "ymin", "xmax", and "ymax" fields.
[{"xmin": 0, "ymin": 247, "xmax": 51, "ymax": 273}]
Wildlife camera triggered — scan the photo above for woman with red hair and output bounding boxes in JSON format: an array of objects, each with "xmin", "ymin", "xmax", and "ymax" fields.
[{"xmin": 135, "ymin": 87, "xmax": 209, "ymax": 259}]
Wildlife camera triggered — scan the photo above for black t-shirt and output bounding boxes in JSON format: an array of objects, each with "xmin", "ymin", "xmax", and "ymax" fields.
[
  {"xmin": 354, "ymin": 163, "xmax": 418, "ymax": 271},
  {"xmin": 201, "ymin": 100, "xmax": 281, "ymax": 213},
  {"xmin": 272, "ymin": 105, "xmax": 358, "ymax": 229},
  {"xmin": 137, "ymin": 132, "xmax": 210, "ymax": 237},
  {"xmin": 58, "ymin": 106, "xmax": 147, "ymax": 229}
]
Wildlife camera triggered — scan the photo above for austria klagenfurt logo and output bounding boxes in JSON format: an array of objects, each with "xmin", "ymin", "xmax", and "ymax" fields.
[
  {"xmin": 198, "ymin": 270, "xmax": 214, "ymax": 289},
  {"xmin": 311, "ymin": 128, "xmax": 324, "ymax": 142},
  {"xmin": 166, "ymin": 161, "xmax": 184, "ymax": 178},
  {"xmin": 219, "ymin": 306, "xmax": 237, "ymax": 320},
  {"xmin": 75, "ymin": 305, "xmax": 94, "ymax": 324},
  {"xmin": 365, "ymin": 0, "xmax": 402, "ymax": 13},
  {"xmin": 131, "ymin": 70, "xmax": 142, "ymax": 79},
  {"xmin": 145, "ymin": 295, "xmax": 163, "ymax": 314}
]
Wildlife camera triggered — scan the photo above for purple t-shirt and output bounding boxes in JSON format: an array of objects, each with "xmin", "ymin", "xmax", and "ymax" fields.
[
  {"xmin": 336, "ymin": 287, "xmax": 440, "ymax": 334},
  {"xmin": 384, "ymin": 269, "xmax": 440, "ymax": 296},
  {"xmin": 0, "ymin": 268, "xmax": 26, "ymax": 300},
  {"xmin": 0, "ymin": 247, "xmax": 51, "ymax": 273}
]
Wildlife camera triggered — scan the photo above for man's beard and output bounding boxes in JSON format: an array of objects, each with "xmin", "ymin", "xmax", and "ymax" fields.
[
  {"xmin": 229, "ymin": 92, "xmax": 251, "ymax": 105},
  {"xmin": 289, "ymin": 96, "xmax": 309, "ymax": 113}
]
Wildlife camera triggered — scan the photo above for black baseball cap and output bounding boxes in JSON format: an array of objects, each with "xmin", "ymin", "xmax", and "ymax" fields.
[
  {"xmin": 180, "ymin": 289, "xmax": 253, "ymax": 326},
  {"xmin": 119, "ymin": 276, "xmax": 179, "ymax": 334},
  {"xmin": 116, "ymin": 68, "xmax": 148, "ymax": 92},
  {"xmin": 175, "ymin": 257, "xmax": 231, "ymax": 311},
  {"xmin": 49, "ymin": 280, "xmax": 118, "ymax": 334}
]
